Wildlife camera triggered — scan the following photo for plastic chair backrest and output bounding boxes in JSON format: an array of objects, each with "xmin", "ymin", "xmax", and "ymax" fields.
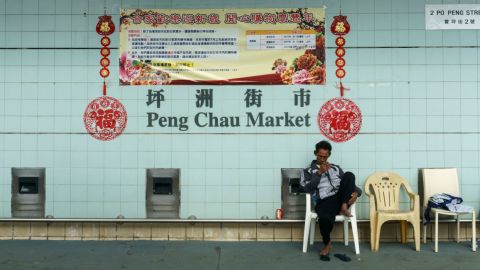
[
  {"xmin": 365, "ymin": 172, "xmax": 412, "ymax": 211},
  {"xmin": 421, "ymin": 168, "xmax": 460, "ymax": 208}
]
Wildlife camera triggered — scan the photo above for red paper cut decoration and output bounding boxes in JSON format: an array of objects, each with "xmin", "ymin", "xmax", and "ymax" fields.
[
  {"xmin": 83, "ymin": 96, "xmax": 127, "ymax": 141},
  {"xmin": 84, "ymin": 12, "xmax": 127, "ymax": 141},
  {"xmin": 317, "ymin": 97, "xmax": 362, "ymax": 143}
]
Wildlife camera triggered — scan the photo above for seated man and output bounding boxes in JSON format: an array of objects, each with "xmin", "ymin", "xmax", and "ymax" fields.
[{"xmin": 300, "ymin": 140, "xmax": 361, "ymax": 261}]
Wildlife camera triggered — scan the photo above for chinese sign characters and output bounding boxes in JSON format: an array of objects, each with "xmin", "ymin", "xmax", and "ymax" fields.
[
  {"xmin": 146, "ymin": 88, "xmax": 312, "ymax": 131},
  {"xmin": 119, "ymin": 8, "xmax": 325, "ymax": 85},
  {"xmin": 426, "ymin": 4, "xmax": 480, "ymax": 30}
]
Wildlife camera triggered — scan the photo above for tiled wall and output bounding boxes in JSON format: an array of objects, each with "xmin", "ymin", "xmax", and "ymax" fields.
[{"xmin": 1, "ymin": 0, "xmax": 480, "ymax": 219}]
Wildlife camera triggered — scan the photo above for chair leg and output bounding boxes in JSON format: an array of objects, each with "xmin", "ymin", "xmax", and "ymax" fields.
[
  {"xmin": 370, "ymin": 216, "xmax": 376, "ymax": 251},
  {"xmin": 400, "ymin": 220, "xmax": 407, "ymax": 244},
  {"xmin": 434, "ymin": 212, "xmax": 439, "ymax": 253},
  {"xmin": 302, "ymin": 217, "xmax": 311, "ymax": 253},
  {"xmin": 309, "ymin": 218, "xmax": 316, "ymax": 245},
  {"xmin": 351, "ymin": 218, "xmax": 360, "ymax": 254},
  {"xmin": 344, "ymin": 220, "xmax": 349, "ymax": 246},
  {"xmin": 375, "ymin": 220, "xmax": 384, "ymax": 252},
  {"xmin": 423, "ymin": 222, "xmax": 427, "ymax": 244},
  {"xmin": 412, "ymin": 220, "xmax": 420, "ymax": 251},
  {"xmin": 456, "ymin": 215, "xmax": 460, "ymax": 243},
  {"xmin": 472, "ymin": 211, "xmax": 477, "ymax": 252}
]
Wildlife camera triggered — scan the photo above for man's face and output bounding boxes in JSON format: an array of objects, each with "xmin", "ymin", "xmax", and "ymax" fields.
[{"xmin": 316, "ymin": 148, "xmax": 330, "ymax": 165}]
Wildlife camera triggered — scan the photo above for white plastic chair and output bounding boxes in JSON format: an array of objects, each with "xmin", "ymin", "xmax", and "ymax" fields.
[
  {"xmin": 421, "ymin": 168, "xmax": 477, "ymax": 252},
  {"xmin": 302, "ymin": 193, "xmax": 360, "ymax": 254}
]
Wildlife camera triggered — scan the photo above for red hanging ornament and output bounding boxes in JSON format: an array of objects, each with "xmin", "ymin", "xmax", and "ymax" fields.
[
  {"xmin": 335, "ymin": 68, "xmax": 346, "ymax": 79},
  {"xmin": 335, "ymin": 58, "xmax": 346, "ymax": 68},
  {"xmin": 335, "ymin": 81, "xmax": 350, "ymax": 97},
  {"xmin": 100, "ymin": 47, "xmax": 110, "ymax": 57},
  {"xmin": 100, "ymin": 57, "xmax": 110, "ymax": 67},
  {"xmin": 331, "ymin": 13, "xmax": 351, "ymax": 85},
  {"xmin": 83, "ymin": 96, "xmax": 127, "ymax": 141},
  {"xmin": 330, "ymin": 15, "xmax": 350, "ymax": 36},
  {"xmin": 99, "ymin": 67, "xmax": 110, "ymax": 78},
  {"xmin": 100, "ymin": 36, "xmax": 111, "ymax": 46},
  {"xmin": 84, "ymin": 12, "xmax": 127, "ymax": 141},
  {"xmin": 96, "ymin": 15, "xmax": 115, "ymax": 36},
  {"xmin": 317, "ymin": 97, "xmax": 362, "ymax": 143},
  {"xmin": 320, "ymin": 8, "xmax": 361, "ymax": 142},
  {"xmin": 335, "ymin": 36, "xmax": 346, "ymax": 47},
  {"xmin": 335, "ymin": 47, "xmax": 346, "ymax": 57}
]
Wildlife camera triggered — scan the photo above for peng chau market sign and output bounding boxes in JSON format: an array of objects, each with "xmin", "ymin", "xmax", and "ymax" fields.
[
  {"xmin": 145, "ymin": 88, "xmax": 313, "ymax": 131},
  {"xmin": 119, "ymin": 8, "xmax": 326, "ymax": 85},
  {"xmin": 144, "ymin": 87, "xmax": 362, "ymax": 143}
]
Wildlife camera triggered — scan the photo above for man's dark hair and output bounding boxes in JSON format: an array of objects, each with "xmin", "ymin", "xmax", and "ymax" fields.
[{"xmin": 315, "ymin": 140, "xmax": 332, "ymax": 154}]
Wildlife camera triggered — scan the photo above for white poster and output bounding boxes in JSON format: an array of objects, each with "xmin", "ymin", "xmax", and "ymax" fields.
[{"xmin": 426, "ymin": 4, "xmax": 480, "ymax": 30}]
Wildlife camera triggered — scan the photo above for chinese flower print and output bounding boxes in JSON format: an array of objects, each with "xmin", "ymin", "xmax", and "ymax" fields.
[
  {"xmin": 275, "ymin": 49, "xmax": 326, "ymax": 85},
  {"xmin": 271, "ymin": 8, "xmax": 326, "ymax": 85},
  {"xmin": 119, "ymin": 52, "xmax": 140, "ymax": 84},
  {"xmin": 119, "ymin": 52, "xmax": 171, "ymax": 85},
  {"xmin": 272, "ymin": 58, "xmax": 287, "ymax": 74}
]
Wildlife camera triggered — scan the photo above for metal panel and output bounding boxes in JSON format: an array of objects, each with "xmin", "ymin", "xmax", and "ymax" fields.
[
  {"xmin": 280, "ymin": 168, "xmax": 306, "ymax": 219},
  {"xmin": 11, "ymin": 168, "xmax": 46, "ymax": 218},
  {"xmin": 146, "ymin": 168, "xmax": 180, "ymax": 218}
]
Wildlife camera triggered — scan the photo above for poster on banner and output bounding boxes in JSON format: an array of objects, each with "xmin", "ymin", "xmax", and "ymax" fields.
[
  {"xmin": 426, "ymin": 4, "xmax": 480, "ymax": 30},
  {"xmin": 119, "ymin": 8, "xmax": 325, "ymax": 85}
]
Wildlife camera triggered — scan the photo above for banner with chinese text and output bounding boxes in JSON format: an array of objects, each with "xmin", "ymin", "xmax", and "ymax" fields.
[{"xmin": 119, "ymin": 8, "xmax": 326, "ymax": 85}]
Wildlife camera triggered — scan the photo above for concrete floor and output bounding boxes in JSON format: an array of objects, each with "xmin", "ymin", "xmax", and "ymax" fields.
[{"xmin": 0, "ymin": 240, "xmax": 478, "ymax": 270}]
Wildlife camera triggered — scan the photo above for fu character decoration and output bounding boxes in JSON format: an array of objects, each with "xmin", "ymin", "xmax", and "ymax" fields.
[
  {"xmin": 331, "ymin": 14, "xmax": 350, "ymax": 89},
  {"xmin": 317, "ymin": 11, "xmax": 362, "ymax": 143},
  {"xmin": 83, "ymin": 13, "xmax": 127, "ymax": 141}
]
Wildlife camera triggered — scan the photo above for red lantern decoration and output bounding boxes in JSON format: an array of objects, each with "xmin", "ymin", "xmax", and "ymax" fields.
[
  {"xmin": 96, "ymin": 15, "xmax": 115, "ymax": 36},
  {"xmin": 330, "ymin": 15, "xmax": 350, "ymax": 36}
]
